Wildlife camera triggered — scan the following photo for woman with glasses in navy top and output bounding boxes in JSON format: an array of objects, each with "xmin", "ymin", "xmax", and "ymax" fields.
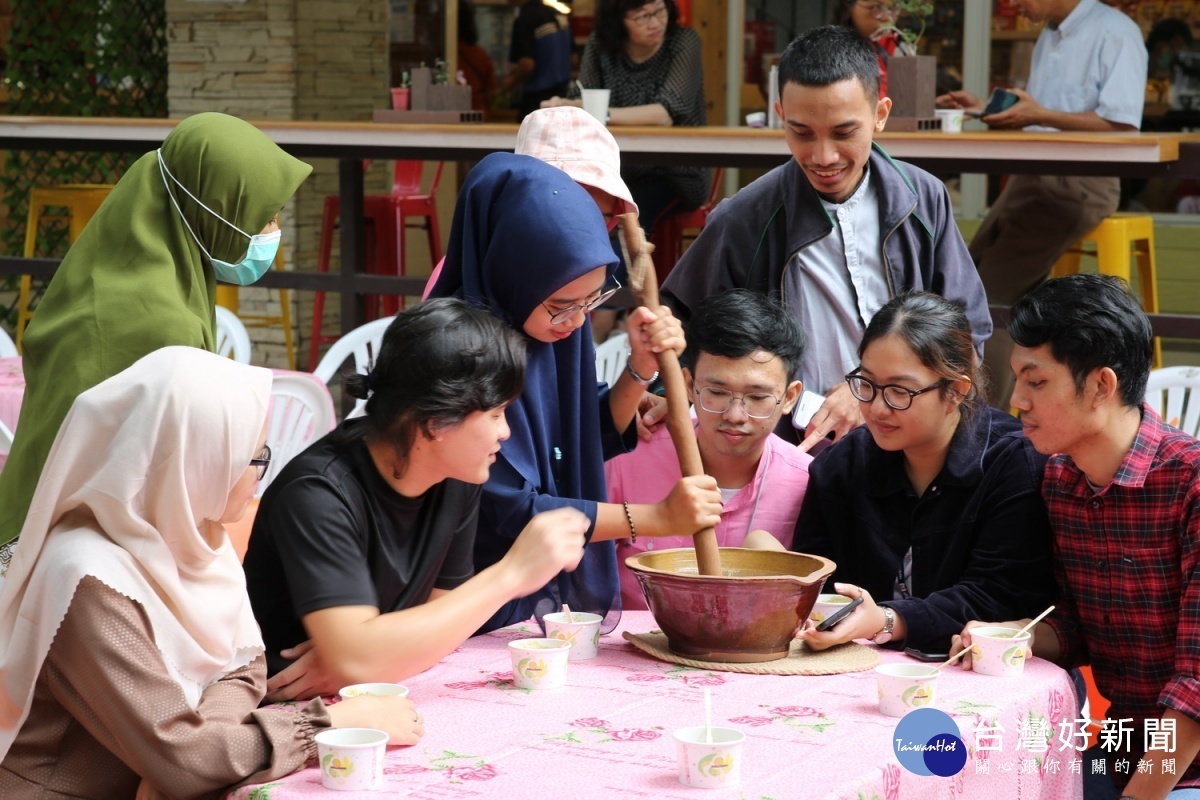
[
  {"xmin": 789, "ymin": 292, "xmax": 1056, "ymax": 654},
  {"xmin": 428, "ymin": 153, "xmax": 721, "ymax": 634}
]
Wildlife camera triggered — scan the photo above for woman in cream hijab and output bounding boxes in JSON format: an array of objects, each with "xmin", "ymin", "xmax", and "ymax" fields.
[{"xmin": 0, "ymin": 347, "xmax": 417, "ymax": 799}]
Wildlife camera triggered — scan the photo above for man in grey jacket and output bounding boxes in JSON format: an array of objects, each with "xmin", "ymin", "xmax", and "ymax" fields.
[{"xmin": 663, "ymin": 26, "xmax": 988, "ymax": 451}]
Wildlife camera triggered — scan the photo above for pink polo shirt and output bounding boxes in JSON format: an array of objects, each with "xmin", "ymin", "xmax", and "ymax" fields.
[{"xmin": 605, "ymin": 422, "xmax": 812, "ymax": 610}]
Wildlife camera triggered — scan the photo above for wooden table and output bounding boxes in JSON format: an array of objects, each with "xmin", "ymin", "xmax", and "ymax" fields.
[{"xmin": 1, "ymin": 117, "xmax": 1197, "ymax": 332}]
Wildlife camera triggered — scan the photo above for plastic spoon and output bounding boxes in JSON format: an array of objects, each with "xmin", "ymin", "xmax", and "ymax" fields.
[
  {"xmin": 704, "ymin": 686, "xmax": 713, "ymax": 744},
  {"xmin": 1015, "ymin": 605, "xmax": 1055, "ymax": 637},
  {"xmin": 562, "ymin": 603, "xmax": 573, "ymax": 624}
]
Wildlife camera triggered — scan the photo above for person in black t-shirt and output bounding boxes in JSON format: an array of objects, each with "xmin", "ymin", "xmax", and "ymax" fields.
[
  {"xmin": 500, "ymin": 0, "xmax": 572, "ymax": 120},
  {"xmin": 243, "ymin": 299, "xmax": 590, "ymax": 701}
]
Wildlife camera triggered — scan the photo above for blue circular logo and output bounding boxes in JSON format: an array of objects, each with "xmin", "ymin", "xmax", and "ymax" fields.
[{"xmin": 892, "ymin": 708, "xmax": 967, "ymax": 777}]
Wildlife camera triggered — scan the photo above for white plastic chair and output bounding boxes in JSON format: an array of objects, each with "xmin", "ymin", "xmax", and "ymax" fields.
[
  {"xmin": 313, "ymin": 316, "xmax": 395, "ymax": 418},
  {"xmin": 215, "ymin": 306, "xmax": 252, "ymax": 364},
  {"xmin": 595, "ymin": 332, "xmax": 629, "ymax": 387},
  {"xmin": 0, "ymin": 328, "xmax": 16, "ymax": 358},
  {"xmin": 259, "ymin": 372, "xmax": 337, "ymax": 495},
  {"xmin": 1145, "ymin": 366, "xmax": 1200, "ymax": 437}
]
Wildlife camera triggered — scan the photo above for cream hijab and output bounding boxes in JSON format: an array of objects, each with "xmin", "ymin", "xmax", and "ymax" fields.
[{"xmin": 0, "ymin": 346, "xmax": 272, "ymax": 761}]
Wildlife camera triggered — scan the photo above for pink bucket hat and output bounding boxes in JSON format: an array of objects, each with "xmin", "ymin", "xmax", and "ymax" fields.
[{"xmin": 515, "ymin": 106, "xmax": 639, "ymax": 218}]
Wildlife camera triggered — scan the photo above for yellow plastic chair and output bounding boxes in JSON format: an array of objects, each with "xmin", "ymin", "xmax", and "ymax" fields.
[
  {"xmin": 18, "ymin": 184, "xmax": 114, "ymax": 346},
  {"xmin": 1051, "ymin": 213, "xmax": 1162, "ymax": 368},
  {"xmin": 217, "ymin": 249, "xmax": 297, "ymax": 370}
]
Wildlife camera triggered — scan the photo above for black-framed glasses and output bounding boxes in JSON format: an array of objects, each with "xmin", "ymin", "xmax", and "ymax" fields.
[
  {"xmin": 693, "ymin": 384, "xmax": 782, "ymax": 419},
  {"xmin": 250, "ymin": 444, "xmax": 272, "ymax": 481},
  {"xmin": 846, "ymin": 373, "xmax": 946, "ymax": 411},
  {"xmin": 627, "ymin": 3, "xmax": 668, "ymax": 26},
  {"xmin": 542, "ymin": 277, "xmax": 622, "ymax": 325}
]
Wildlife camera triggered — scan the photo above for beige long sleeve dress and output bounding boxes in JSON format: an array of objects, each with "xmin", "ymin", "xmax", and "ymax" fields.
[{"xmin": 0, "ymin": 577, "xmax": 330, "ymax": 799}]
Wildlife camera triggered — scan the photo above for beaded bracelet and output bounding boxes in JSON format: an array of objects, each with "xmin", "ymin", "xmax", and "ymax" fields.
[
  {"xmin": 622, "ymin": 500, "xmax": 637, "ymax": 543},
  {"xmin": 626, "ymin": 358, "xmax": 659, "ymax": 386}
]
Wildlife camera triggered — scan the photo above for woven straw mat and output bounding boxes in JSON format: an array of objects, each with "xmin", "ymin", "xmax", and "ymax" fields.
[{"xmin": 623, "ymin": 630, "xmax": 880, "ymax": 675}]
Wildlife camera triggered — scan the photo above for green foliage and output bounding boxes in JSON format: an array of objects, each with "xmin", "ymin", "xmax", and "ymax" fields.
[
  {"xmin": 879, "ymin": 0, "xmax": 935, "ymax": 51},
  {"xmin": 0, "ymin": 0, "xmax": 167, "ymax": 323}
]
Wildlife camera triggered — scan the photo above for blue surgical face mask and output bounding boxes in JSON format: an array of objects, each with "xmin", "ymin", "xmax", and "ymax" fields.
[{"xmin": 157, "ymin": 149, "xmax": 281, "ymax": 285}]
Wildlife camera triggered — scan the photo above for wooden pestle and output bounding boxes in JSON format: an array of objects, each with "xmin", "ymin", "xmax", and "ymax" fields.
[{"xmin": 617, "ymin": 214, "xmax": 722, "ymax": 577}]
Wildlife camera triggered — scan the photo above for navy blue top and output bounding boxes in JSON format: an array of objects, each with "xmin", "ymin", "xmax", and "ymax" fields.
[
  {"xmin": 429, "ymin": 153, "xmax": 631, "ymax": 632},
  {"xmin": 792, "ymin": 406, "xmax": 1056, "ymax": 652}
]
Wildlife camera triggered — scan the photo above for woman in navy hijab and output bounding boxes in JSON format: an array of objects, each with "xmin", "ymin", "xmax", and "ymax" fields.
[{"xmin": 429, "ymin": 153, "xmax": 720, "ymax": 632}]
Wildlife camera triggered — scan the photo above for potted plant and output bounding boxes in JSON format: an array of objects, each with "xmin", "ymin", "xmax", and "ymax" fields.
[
  {"xmin": 391, "ymin": 71, "xmax": 411, "ymax": 111},
  {"xmin": 876, "ymin": 0, "xmax": 937, "ymax": 127}
]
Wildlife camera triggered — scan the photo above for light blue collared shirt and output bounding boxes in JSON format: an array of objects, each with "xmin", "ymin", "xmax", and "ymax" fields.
[
  {"xmin": 1025, "ymin": 0, "xmax": 1146, "ymax": 131},
  {"xmin": 783, "ymin": 167, "xmax": 888, "ymax": 395}
]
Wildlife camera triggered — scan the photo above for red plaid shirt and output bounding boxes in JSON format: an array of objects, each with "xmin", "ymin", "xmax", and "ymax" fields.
[{"xmin": 1044, "ymin": 404, "xmax": 1200, "ymax": 788}]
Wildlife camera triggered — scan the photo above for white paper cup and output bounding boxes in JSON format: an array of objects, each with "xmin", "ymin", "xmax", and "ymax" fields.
[
  {"xmin": 674, "ymin": 726, "xmax": 745, "ymax": 789},
  {"xmin": 316, "ymin": 728, "xmax": 388, "ymax": 790},
  {"xmin": 935, "ymin": 108, "xmax": 964, "ymax": 133},
  {"xmin": 338, "ymin": 682, "xmax": 410, "ymax": 700},
  {"xmin": 875, "ymin": 663, "xmax": 939, "ymax": 717},
  {"xmin": 969, "ymin": 626, "xmax": 1032, "ymax": 677},
  {"xmin": 581, "ymin": 88, "xmax": 611, "ymax": 124},
  {"xmin": 810, "ymin": 593, "xmax": 853, "ymax": 625},
  {"xmin": 543, "ymin": 611, "xmax": 603, "ymax": 660},
  {"xmin": 509, "ymin": 637, "xmax": 571, "ymax": 690}
]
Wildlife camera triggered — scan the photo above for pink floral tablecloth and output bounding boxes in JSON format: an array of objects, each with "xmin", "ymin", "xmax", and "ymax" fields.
[
  {"xmin": 0, "ymin": 357, "xmax": 24, "ymax": 471},
  {"xmin": 232, "ymin": 612, "xmax": 1082, "ymax": 800}
]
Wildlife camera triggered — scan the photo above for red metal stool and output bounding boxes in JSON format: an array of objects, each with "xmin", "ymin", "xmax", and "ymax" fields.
[
  {"xmin": 308, "ymin": 161, "xmax": 444, "ymax": 371},
  {"xmin": 649, "ymin": 168, "xmax": 724, "ymax": 285}
]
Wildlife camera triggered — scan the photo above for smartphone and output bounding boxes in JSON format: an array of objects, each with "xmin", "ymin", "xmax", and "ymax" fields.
[
  {"xmin": 904, "ymin": 647, "xmax": 951, "ymax": 663},
  {"xmin": 814, "ymin": 595, "xmax": 863, "ymax": 632},
  {"xmin": 978, "ymin": 87, "xmax": 1019, "ymax": 118}
]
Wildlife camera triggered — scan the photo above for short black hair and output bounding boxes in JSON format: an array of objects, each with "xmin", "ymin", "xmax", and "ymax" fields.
[
  {"xmin": 683, "ymin": 289, "xmax": 807, "ymax": 381},
  {"xmin": 859, "ymin": 292, "xmax": 987, "ymax": 420},
  {"xmin": 1008, "ymin": 274, "xmax": 1152, "ymax": 407},
  {"xmin": 595, "ymin": 0, "xmax": 680, "ymax": 57},
  {"xmin": 342, "ymin": 298, "xmax": 527, "ymax": 475},
  {"xmin": 1147, "ymin": 18, "xmax": 1193, "ymax": 51},
  {"xmin": 777, "ymin": 25, "xmax": 880, "ymax": 102}
]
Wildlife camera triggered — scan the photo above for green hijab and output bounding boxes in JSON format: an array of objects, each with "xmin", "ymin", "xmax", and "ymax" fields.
[{"xmin": 0, "ymin": 112, "xmax": 312, "ymax": 545}]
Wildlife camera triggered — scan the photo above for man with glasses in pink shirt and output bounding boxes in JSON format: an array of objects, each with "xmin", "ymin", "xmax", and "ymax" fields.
[{"xmin": 606, "ymin": 289, "xmax": 813, "ymax": 610}]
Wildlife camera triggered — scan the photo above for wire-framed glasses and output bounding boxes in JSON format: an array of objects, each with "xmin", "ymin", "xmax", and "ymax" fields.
[
  {"xmin": 250, "ymin": 444, "xmax": 272, "ymax": 481},
  {"xmin": 627, "ymin": 3, "xmax": 668, "ymax": 27},
  {"xmin": 693, "ymin": 384, "xmax": 782, "ymax": 419},
  {"xmin": 845, "ymin": 373, "xmax": 946, "ymax": 411},
  {"xmin": 542, "ymin": 277, "xmax": 622, "ymax": 325}
]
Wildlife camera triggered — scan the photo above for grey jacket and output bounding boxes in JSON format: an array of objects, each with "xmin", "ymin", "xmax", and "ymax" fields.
[{"xmin": 662, "ymin": 144, "xmax": 990, "ymax": 360}]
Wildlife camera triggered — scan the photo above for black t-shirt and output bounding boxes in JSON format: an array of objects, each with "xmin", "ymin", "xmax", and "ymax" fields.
[{"xmin": 243, "ymin": 420, "xmax": 479, "ymax": 675}]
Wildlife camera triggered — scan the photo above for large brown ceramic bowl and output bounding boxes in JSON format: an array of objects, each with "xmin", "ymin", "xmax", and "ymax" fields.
[{"xmin": 626, "ymin": 548, "xmax": 836, "ymax": 663}]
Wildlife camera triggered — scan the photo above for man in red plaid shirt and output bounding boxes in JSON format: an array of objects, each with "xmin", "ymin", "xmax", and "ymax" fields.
[{"xmin": 955, "ymin": 274, "xmax": 1200, "ymax": 800}]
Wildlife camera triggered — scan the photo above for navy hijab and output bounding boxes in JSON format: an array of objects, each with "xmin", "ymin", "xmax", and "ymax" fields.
[{"xmin": 429, "ymin": 153, "xmax": 622, "ymax": 628}]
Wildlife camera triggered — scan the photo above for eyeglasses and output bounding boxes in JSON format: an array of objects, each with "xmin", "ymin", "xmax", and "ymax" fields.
[
  {"xmin": 249, "ymin": 444, "xmax": 272, "ymax": 481},
  {"xmin": 693, "ymin": 384, "xmax": 782, "ymax": 419},
  {"xmin": 627, "ymin": 4, "xmax": 668, "ymax": 27},
  {"xmin": 542, "ymin": 277, "xmax": 622, "ymax": 325},
  {"xmin": 845, "ymin": 373, "xmax": 945, "ymax": 411},
  {"xmin": 855, "ymin": 0, "xmax": 896, "ymax": 17}
]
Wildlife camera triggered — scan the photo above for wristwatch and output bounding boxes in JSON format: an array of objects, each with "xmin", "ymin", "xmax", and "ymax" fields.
[{"xmin": 871, "ymin": 606, "xmax": 895, "ymax": 645}]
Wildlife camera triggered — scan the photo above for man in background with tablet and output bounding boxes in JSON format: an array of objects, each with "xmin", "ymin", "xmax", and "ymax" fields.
[{"xmin": 937, "ymin": 0, "xmax": 1146, "ymax": 408}]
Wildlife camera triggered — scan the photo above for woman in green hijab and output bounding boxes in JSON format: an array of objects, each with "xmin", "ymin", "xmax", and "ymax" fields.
[{"xmin": 0, "ymin": 112, "xmax": 312, "ymax": 560}]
